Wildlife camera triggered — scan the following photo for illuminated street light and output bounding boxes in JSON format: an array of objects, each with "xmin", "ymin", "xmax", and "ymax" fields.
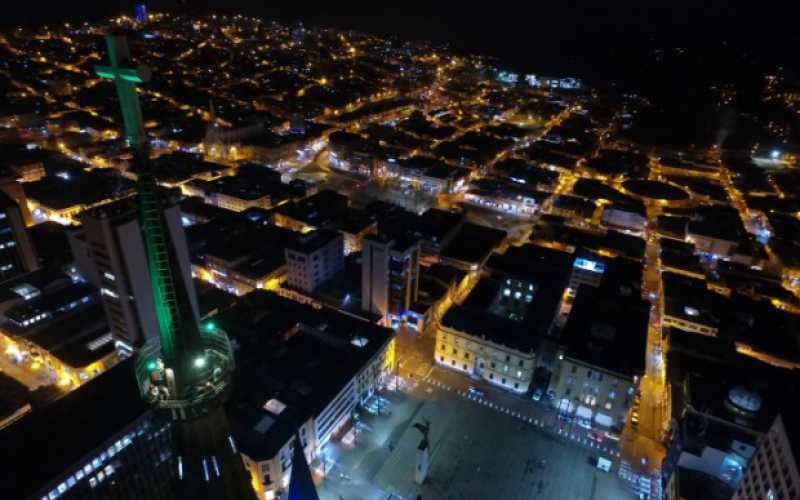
[{"xmin": 194, "ymin": 356, "xmax": 207, "ymax": 369}]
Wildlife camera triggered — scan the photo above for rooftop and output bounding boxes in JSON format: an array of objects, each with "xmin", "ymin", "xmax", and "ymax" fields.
[{"xmin": 560, "ymin": 285, "xmax": 648, "ymax": 377}]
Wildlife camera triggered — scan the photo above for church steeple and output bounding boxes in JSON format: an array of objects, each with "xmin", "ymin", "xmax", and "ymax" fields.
[
  {"xmin": 288, "ymin": 434, "xmax": 320, "ymax": 500},
  {"xmin": 96, "ymin": 31, "xmax": 256, "ymax": 500}
]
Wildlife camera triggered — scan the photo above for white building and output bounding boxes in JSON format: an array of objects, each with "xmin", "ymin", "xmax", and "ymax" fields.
[
  {"xmin": 732, "ymin": 411, "xmax": 800, "ymax": 500},
  {"xmin": 436, "ymin": 320, "xmax": 536, "ymax": 394},
  {"xmin": 68, "ymin": 197, "xmax": 198, "ymax": 346},
  {"xmin": 285, "ymin": 229, "xmax": 344, "ymax": 293}
]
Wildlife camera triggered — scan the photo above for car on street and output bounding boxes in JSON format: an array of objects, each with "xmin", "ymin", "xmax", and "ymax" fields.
[
  {"xmin": 577, "ymin": 418, "xmax": 592, "ymax": 430},
  {"xmin": 532, "ymin": 388, "xmax": 543, "ymax": 401},
  {"xmin": 468, "ymin": 386, "xmax": 485, "ymax": 398}
]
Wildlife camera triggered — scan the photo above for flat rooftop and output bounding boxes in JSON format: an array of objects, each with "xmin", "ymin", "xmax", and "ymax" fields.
[{"xmin": 560, "ymin": 285, "xmax": 648, "ymax": 378}]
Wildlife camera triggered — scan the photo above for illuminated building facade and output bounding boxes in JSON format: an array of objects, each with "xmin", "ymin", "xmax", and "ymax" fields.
[
  {"xmin": 0, "ymin": 191, "xmax": 38, "ymax": 282},
  {"xmin": 361, "ymin": 234, "xmax": 420, "ymax": 321},
  {"xmin": 69, "ymin": 197, "xmax": 198, "ymax": 347},
  {"xmin": 731, "ymin": 410, "xmax": 800, "ymax": 500},
  {"xmin": 285, "ymin": 229, "xmax": 344, "ymax": 294}
]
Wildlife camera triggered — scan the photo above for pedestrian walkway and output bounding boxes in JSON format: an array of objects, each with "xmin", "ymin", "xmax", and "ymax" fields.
[{"xmin": 419, "ymin": 374, "xmax": 621, "ymax": 458}]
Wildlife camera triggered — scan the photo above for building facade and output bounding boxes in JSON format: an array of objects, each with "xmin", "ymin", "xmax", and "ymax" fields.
[
  {"xmin": 361, "ymin": 234, "xmax": 420, "ymax": 321},
  {"xmin": 732, "ymin": 413, "xmax": 799, "ymax": 500},
  {"xmin": 548, "ymin": 356, "xmax": 638, "ymax": 430},
  {"xmin": 0, "ymin": 191, "xmax": 38, "ymax": 282},
  {"xmin": 68, "ymin": 198, "xmax": 199, "ymax": 346},
  {"xmin": 435, "ymin": 324, "xmax": 535, "ymax": 394},
  {"xmin": 285, "ymin": 230, "xmax": 344, "ymax": 293}
]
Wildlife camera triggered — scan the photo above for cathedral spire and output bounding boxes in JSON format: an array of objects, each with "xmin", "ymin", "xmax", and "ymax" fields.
[
  {"xmin": 97, "ymin": 31, "xmax": 256, "ymax": 500},
  {"xmin": 288, "ymin": 434, "xmax": 320, "ymax": 500}
]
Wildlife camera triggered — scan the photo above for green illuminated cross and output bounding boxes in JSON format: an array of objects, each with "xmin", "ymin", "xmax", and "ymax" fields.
[{"xmin": 95, "ymin": 34, "xmax": 151, "ymax": 148}]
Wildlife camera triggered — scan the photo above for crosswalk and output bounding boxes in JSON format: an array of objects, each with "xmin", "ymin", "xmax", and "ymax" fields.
[{"xmin": 421, "ymin": 376, "xmax": 620, "ymax": 457}]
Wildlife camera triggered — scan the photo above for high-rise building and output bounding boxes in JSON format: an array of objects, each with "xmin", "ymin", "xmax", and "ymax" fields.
[
  {"xmin": 68, "ymin": 196, "xmax": 198, "ymax": 347},
  {"xmin": 0, "ymin": 174, "xmax": 34, "ymax": 225},
  {"xmin": 731, "ymin": 408, "xmax": 800, "ymax": 500},
  {"xmin": 0, "ymin": 190, "xmax": 38, "ymax": 282},
  {"xmin": 285, "ymin": 229, "xmax": 344, "ymax": 293},
  {"xmin": 361, "ymin": 234, "xmax": 420, "ymax": 320},
  {"xmin": 95, "ymin": 32, "xmax": 256, "ymax": 499}
]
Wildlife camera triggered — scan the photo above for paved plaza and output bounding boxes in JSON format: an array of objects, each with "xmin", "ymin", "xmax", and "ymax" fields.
[{"xmin": 318, "ymin": 378, "xmax": 636, "ymax": 500}]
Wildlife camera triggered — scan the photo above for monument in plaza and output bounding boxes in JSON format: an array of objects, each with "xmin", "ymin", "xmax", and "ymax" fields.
[
  {"xmin": 96, "ymin": 31, "xmax": 256, "ymax": 500},
  {"xmin": 413, "ymin": 418, "xmax": 431, "ymax": 484}
]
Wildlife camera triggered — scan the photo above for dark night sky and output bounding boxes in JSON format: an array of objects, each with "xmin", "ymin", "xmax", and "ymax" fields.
[{"xmin": 2, "ymin": 1, "xmax": 799, "ymax": 94}]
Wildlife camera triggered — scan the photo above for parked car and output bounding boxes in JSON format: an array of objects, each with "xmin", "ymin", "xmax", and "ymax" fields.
[{"xmin": 587, "ymin": 431, "xmax": 603, "ymax": 442}]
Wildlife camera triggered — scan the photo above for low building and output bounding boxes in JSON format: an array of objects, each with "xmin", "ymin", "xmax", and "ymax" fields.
[
  {"xmin": 219, "ymin": 291, "xmax": 395, "ymax": 500},
  {"xmin": 686, "ymin": 206, "xmax": 747, "ymax": 258},
  {"xmin": 0, "ymin": 282, "xmax": 121, "ymax": 387},
  {"xmin": 273, "ymin": 190, "xmax": 349, "ymax": 234},
  {"xmin": 198, "ymin": 224, "xmax": 296, "ymax": 297},
  {"xmin": 336, "ymin": 209, "xmax": 377, "ymax": 255},
  {"xmin": 463, "ymin": 178, "xmax": 545, "ymax": 217},
  {"xmin": 549, "ymin": 284, "xmax": 648, "ymax": 431},
  {"xmin": 569, "ymin": 252, "xmax": 606, "ymax": 291},
  {"xmin": 436, "ymin": 274, "xmax": 562, "ymax": 394},
  {"xmin": 385, "ymin": 155, "xmax": 470, "ymax": 194},
  {"xmin": 437, "ymin": 291, "xmax": 536, "ymax": 394},
  {"xmin": 439, "ymin": 222, "xmax": 507, "ymax": 271},
  {"xmin": 373, "ymin": 205, "xmax": 464, "ymax": 257},
  {"xmin": 601, "ymin": 202, "xmax": 647, "ymax": 232},
  {"xmin": 662, "ymin": 272, "xmax": 721, "ymax": 337}
]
